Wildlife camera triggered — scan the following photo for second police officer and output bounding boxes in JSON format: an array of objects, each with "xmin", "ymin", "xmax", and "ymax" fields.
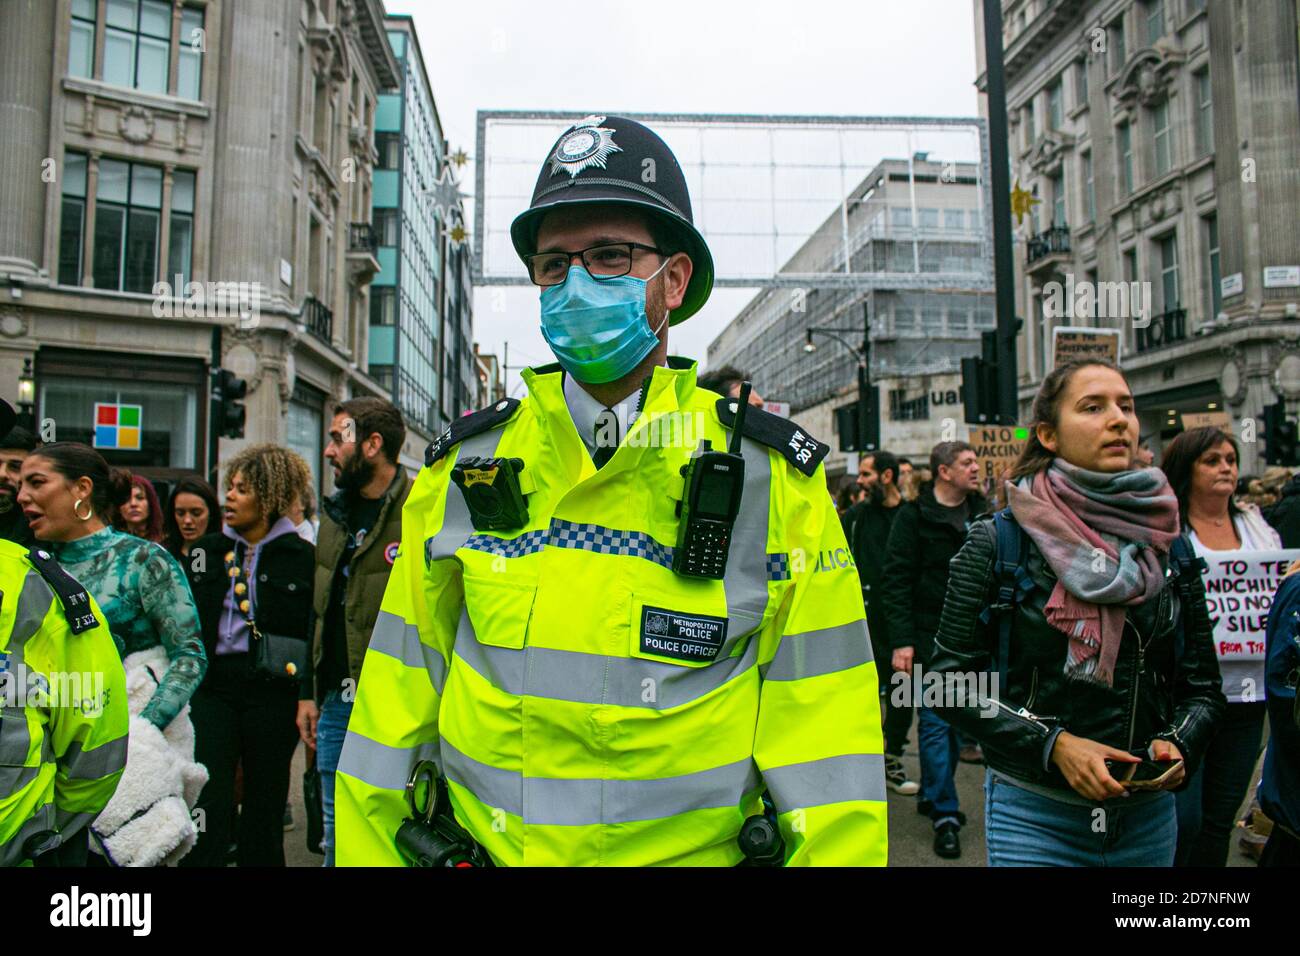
[{"xmin": 336, "ymin": 116, "xmax": 887, "ymax": 865}]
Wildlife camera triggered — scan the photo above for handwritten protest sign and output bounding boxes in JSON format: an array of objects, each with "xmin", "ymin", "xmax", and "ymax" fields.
[
  {"xmin": 1200, "ymin": 549, "xmax": 1300, "ymax": 661},
  {"xmin": 968, "ymin": 426, "xmax": 1029, "ymax": 485}
]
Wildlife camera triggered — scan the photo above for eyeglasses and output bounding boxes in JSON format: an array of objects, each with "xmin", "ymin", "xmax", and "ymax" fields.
[{"xmin": 525, "ymin": 242, "xmax": 666, "ymax": 287}]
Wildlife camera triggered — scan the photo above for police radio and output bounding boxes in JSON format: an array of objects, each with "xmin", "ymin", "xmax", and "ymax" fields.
[
  {"xmin": 672, "ymin": 382, "xmax": 752, "ymax": 579},
  {"xmin": 450, "ymin": 456, "xmax": 529, "ymax": 531}
]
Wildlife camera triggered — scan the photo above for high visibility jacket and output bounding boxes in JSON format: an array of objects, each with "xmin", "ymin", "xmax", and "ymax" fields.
[
  {"xmin": 0, "ymin": 540, "xmax": 128, "ymax": 865},
  {"xmin": 337, "ymin": 359, "xmax": 887, "ymax": 865}
]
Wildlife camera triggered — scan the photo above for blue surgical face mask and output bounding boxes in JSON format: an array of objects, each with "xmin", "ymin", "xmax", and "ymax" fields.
[{"xmin": 539, "ymin": 260, "xmax": 670, "ymax": 385}]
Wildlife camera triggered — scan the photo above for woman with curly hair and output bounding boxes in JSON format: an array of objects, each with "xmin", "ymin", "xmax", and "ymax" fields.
[{"xmin": 181, "ymin": 444, "xmax": 314, "ymax": 867}]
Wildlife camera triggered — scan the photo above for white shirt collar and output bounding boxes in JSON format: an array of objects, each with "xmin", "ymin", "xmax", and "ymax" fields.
[{"xmin": 562, "ymin": 372, "xmax": 649, "ymax": 455}]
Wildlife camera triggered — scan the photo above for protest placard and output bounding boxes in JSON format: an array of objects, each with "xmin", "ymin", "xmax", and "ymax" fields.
[
  {"xmin": 1050, "ymin": 327, "xmax": 1121, "ymax": 371},
  {"xmin": 1200, "ymin": 549, "xmax": 1300, "ymax": 661},
  {"xmin": 968, "ymin": 425, "xmax": 1029, "ymax": 485}
]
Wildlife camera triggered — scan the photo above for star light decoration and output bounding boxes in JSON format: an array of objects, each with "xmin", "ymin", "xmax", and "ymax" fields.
[
  {"xmin": 1010, "ymin": 177, "xmax": 1041, "ymax": 227},
  {"xmin": 427, "ymin": 163, "xmax": 470, "ymax": 246}
]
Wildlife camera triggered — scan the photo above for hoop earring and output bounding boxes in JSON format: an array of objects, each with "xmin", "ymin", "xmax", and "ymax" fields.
[{"xmin": 74, "ymin": 497, "xmax": 94, "ymax": 522}]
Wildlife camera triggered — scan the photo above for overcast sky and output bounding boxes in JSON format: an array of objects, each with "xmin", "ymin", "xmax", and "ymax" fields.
[{"xmin": 382, "ymin": 0, "xmax": 981, "ymax": 396}]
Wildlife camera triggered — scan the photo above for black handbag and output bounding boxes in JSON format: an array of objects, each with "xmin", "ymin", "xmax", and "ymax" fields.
[{"xmin": 250, "ymin": 623, "xmax": 308, "ymax": 682}]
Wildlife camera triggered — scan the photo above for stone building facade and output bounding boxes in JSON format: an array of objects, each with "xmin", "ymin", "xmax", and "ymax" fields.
[
  {"xmin": 0, "ymin": 0, "xmax": 442, "ymax": 495},
  {"xmin": 975, "ymin": 0, "xmax": 1300, "ymax": 471}
]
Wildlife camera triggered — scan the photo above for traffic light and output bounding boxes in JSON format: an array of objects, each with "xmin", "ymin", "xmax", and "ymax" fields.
[
  {"xmin": 962, "ymin": 330, "xmax": 1001, "ymax": 425},
  {"xmin": 835, "ymin": 387, "xmax": 880, "ymax": 453},
  {"xmin": 214, "ymin": 368, "xmax": 247, "ymax": 439},
  {"xmin": 1262, "ymin": 400, "xmax": 1298, "ymax": 466}
]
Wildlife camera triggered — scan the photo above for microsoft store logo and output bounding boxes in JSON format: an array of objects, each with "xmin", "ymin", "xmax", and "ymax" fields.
[{"xmin": 93, "ymin": 402, "xmax": 142, "ymax": 451}]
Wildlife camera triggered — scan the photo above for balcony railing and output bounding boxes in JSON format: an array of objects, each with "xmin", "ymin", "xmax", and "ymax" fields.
[
  {"xmin": 302, "ymin": 296, "xmax": 333, "ymax": 344},
  {"xmin": 1026, "ymin": 225, "xmax": 1071, "ymax": 265},
  {"xmin": 1135, "ymin": 307, "xmax": 1187, "ymax": 354},
  {"xmin": 349, "ymin": 222, "xmax": 378, "ymax": 254}
]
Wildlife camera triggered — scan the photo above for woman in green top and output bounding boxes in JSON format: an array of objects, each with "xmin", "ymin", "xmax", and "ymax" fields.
[{"xmin": 18, "ymin": 443, "xmax": 207, "ymax": 729}]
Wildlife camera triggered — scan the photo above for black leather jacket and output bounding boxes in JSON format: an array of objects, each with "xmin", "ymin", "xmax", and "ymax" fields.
[{"xmin": 928, "ymin": 516, "xmax": 1226, "ymax": 794}]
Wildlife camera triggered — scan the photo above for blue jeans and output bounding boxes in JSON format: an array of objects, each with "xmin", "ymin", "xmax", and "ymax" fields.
[
  {"xmin": 316, "ymin": 690, "xmax": 353, "ymax": 867},
  {"xmin": 985, "ymin": 770, "xmax": 1177, "ymax": 866},
  {"xmin": 917, "ymin": 705, "xmax": 960, "ymax": 824},
  {"xmin": 1174, "ymin": 700, "xmax": 1266, "ymax": 867}
]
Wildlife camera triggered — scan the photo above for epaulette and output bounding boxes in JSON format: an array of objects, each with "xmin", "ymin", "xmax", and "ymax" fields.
[
  {"xmin": 715, "ymin": 398, "xmax": 829, "ymax": 478},
  {"xmin": 25, "ymin": 547, "xmax": 100, "ymax": 635},
  {"xmin": 425, "ymin": 398, "xmax": 522, "ymax": 467}
]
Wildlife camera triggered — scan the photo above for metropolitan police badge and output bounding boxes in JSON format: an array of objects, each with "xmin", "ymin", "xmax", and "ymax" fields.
[{"xmin": 549, "ymin": 116, "xmax": 621, "ymax": 179}]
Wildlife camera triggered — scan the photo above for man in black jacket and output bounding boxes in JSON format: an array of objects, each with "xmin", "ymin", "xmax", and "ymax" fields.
[
  {"xmin": 1264, "ymin": 470, "xmax": 1300, "ymax": 547},
  {"xmin": 0, "ymin": 424, "xmax": 35, "ymax": 546},
  {"xmin": 842, "ymin": 449, "xmax": 918, "ymax": 796},
  {"xmin": 880, "ymin": 440, "xmax": 987, "ymax": 859}
]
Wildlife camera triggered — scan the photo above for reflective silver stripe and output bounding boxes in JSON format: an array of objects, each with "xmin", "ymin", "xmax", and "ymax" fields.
[
  {"xmin": 0, "ymin": 803, "xmax": 56, "ymax": 866},
  {"xmin": 724, "ymin": 436, "xmax": 773, "ymax": 623},
  {"xmin": 60, "ymin": 734, "xmax": 128, "ymax": 781},
  {"xmin": 13, "ymin": 571, "xmax": 55, "ymax": 646},
  {"xmin": 441, "ymin": 738, "xmax": 761, "ymax": 825},
  {"xmin": 760, "ymin": 620, "xmax": 873, "ymax": 682},
  {"xmin": 337, "ymin": 729, "xmax": 439, "ymax": 791},
  {"xmin": 54, "ymin": 809, "xmax": 97, "ymax": 840},
  {"xmin": 368, "ymin": 610, "xmax": 447, "ymax": 694},
  {"xmin": 0, "ymin": 763, "xmax": 41, "ymax": 796},
  {"xmin": 764, "ymin": 753, "xmax": 888, "ymax": 811},
  {"xmin": 441, "ymin": 737, "xmax": 522, "ymax": 817},
  {"xmin": 453, "ymin": 623, "xmax": 761, "ymax": 710},
  {"xmin": 425, "ymin": 429, "xmax": 506, "ymax": 564},
  {"xmin": 526, "ymin": 757, "xmax": 762, "ymax": 826}
]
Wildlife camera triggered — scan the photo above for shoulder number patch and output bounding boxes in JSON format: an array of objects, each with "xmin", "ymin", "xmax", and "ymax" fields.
[
  {"xmin": 26, "ymin": 548, "xmax": 100, "ymax": 635},
  {"xmin": 425, "ymin": 398, "xmax": 521, "ymax": 467},
  {"xmin": 714, "ymin": 398, "xmax": 829, "ymax": 478}
]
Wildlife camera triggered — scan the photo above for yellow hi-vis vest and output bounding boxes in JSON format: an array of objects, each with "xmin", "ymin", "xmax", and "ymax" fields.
[
  {"xmin": 0, "ymin": 540, "xmax": 128, "ymax": 865},
  {"xmin": 337, "ymin": 358, "xmax": 887, "ymax": 865}
]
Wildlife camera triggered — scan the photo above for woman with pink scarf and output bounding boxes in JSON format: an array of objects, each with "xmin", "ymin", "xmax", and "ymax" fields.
[{"xmin": 929, "ymin": 360, "xmax": 1226, "ymax": 866}]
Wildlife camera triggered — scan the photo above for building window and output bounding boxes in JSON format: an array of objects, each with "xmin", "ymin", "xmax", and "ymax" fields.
[
  {"xmin": 944, "ymin": 209, "xmax": 964, "ymax": 231},
  {"xmin": 374, "ymin": 208, "xmax": 400, "ymax": 246},
  {"xmin": 1124, "ymin": 248, "xmax": 1140, "ymax": 347},
  {"xmin": 287, "ymin": 382, "xmax": 326, "ymax": 500},
  {"xmin": 1187, "ymin": 0, "xmax": 1206, "ymax": 12},
  {"xmin": 921, "ymin": 308, "xmax": 943, "ymax": 334},
  {"xmin": 177, "ymin": 5, "xmax": 204, "ymax": 100},
  {"xmin": 1145, "ymin": 0, "xmax": 1165, "ymax": 46},
  {"xmin": 370, "ymin": 287, "xmax": 397, "ymax": 326},
  {"xmin": 1076, "ymin": 58, "xmax": 1089, "ymax": 107},
  {"xmin": 1082, "ymin": 151, "xmax": 1096, "ymax": 223},
  {"xmin": 1024, "ymin": 101, "xmax": 1036, "ymax": 145},
  {"xmin": 58, "ymin": 153, "xmax": 89, "ymax": 286},
  {"xmin": 1153, "ymin": 100, "xmax": 1172, "ymax": 176},
  {"xmin": 168, "ymin": 169, "xmax": 195, "ymax": 287},
  {"xmin": 376, "ymin": 132, "xmax": 401, "ymax": 170},
  {"xmin": 103, "ymin": 0, "xmax": 172, "ymax": 94},
  {"xmin": 1048, "ymin": 80, "xmax": 1064, "ymax": 131},
  {"xmin": 92, "ymin": 158, "xmax": 164, "ymax": 293},
  {"xmin": 69, "ymin": 0, "xmax": 96, "ymax": 77},
  {"xmin": 1205, "ymin": 214, "xmax": 1221, "ymax": 320},
  {"xmin": 1050, "ymin": 170, "xmax": 1066, "ymax": 227},
  {"xmin": 1159, "ymin": 233, "xmax": 1180, "ymax": 312},
  {"xmin": 1110, "ymin": 16, "xmax": 1127, "ymax": 73},
  {"xmin": 1195, "ymin": 69, "xmax": 1213, "ymax": 155},
  {"xmin": 890, "ymin": 207, "xmax": 912, "ymax": 228},
  {"xmin": 1118, "ymin": 122, "xmax": 1134, "ymax": 194},
  {"xmin": 918, "ymin": 208, "xmax": 939, "ymax": 229},
  {"xmin": 36, "ymin": 349, "xmax": 203, "ymax": 471}
]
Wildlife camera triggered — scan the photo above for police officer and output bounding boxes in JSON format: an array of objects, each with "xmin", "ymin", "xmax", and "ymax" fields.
[
  {"xmin": 0, "ymin": 400, "xmax": 129, "ymax": 866},
  {"xmin": 337, "ymin": 116, "xmax": 887, "ymax": 866}
]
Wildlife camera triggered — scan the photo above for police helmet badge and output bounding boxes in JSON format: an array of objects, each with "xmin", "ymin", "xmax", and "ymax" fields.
[{"xmin": 549, "ymin": 116, "xmax": 621, "ymax": 179}]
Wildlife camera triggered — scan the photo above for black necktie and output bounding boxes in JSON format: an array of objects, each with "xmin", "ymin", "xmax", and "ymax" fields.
[{"xmin": 593, "ymin": 408, "xmax": 619, "ymax": 469}]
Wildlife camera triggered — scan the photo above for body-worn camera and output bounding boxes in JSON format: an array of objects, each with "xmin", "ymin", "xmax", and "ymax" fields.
[{"xmin": 450, "ymin": 456, "xmax": 529, "ymax": 531}]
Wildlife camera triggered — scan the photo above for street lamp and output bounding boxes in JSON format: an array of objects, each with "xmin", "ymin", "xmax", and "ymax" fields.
[
  {"xmin": 804, "ymin": 302, "xmax": 876, "ymax": 452},
  {"xmin": 17, "ymin": 358, "xmax": 34, "ymax": 424}
]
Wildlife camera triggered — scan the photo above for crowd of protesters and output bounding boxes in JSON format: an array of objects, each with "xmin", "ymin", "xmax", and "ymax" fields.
[
  {"xmin": 836, "ymin": 358, "xmax": 1299, "ymax": 868},
  {"xmin": 0, "ymin": 396, "xmax": 409, "ymax": 868},
  {"xmin": 2, "ymin": 358, "xmax": 1299, "ymax": 868}
]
